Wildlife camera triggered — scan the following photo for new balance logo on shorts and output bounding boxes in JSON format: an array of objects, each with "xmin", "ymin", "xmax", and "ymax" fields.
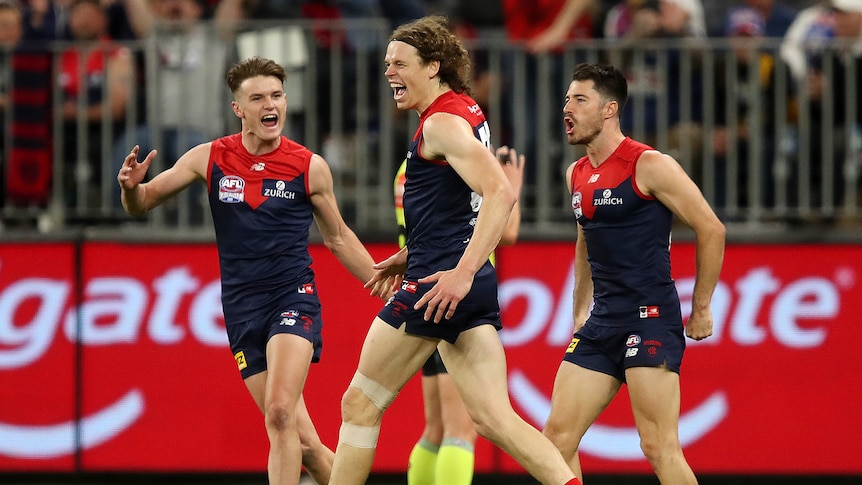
[{"xmin": 639, "ymin": 305, "xmax": 659, "ymax": 318}]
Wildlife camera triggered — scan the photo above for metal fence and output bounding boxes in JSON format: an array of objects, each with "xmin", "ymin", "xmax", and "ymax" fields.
[{"xmin": 1, "ymin": 20, "xmax": 860, "ymax": 241}]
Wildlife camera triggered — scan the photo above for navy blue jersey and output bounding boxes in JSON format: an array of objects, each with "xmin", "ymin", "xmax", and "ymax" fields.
[
  {"xmin": 569, "ymin": 137, "xmax": 681, "ymax": 325},
  {"xmin": 402, "ymin": 90, "xmax": 491, "ymax": 280},
  {"xmin": 207, "ymin": 133, "xmax": 316, "ymax": 323}
]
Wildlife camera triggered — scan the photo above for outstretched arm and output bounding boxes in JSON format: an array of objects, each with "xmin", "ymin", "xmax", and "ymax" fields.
[{"xmin": 117, "ymin": 143, "xmax": 207, "ymax": 216}]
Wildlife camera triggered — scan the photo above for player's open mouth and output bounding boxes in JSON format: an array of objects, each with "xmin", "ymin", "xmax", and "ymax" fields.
[
  {"xmin": 262, "ymin": 114, "xmax": 278, "ymax": 127},
  {"xmin": 391, "ymin": 83, "xmax": 406, "ymax": 100},
  {"xmin": 564, "ymin": 117, "xmax": 575, "ymax": 134}
]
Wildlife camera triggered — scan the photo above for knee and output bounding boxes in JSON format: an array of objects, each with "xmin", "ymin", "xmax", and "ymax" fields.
[
  {"xmin": 638, "ymin": 433, "xmax": 679, "ymax": 466},
  {"xmin": 264, "ymin": 400, "xmax": 296, "ymax": 433},
  {"xmin": 543, "ymin": 420, "xmax": 581, "ymax": 457},
  {"xmin": 342, "ymin": 372, "xmax": 398, "ymax": 423},
  {"xmin": 341, "ymin": 386, "xmax": 368, "ymax": 421}
]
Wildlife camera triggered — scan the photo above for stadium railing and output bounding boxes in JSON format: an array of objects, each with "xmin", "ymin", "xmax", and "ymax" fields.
[{"xmin": 1, "ymin": 21, "xmax": 860, "ymax": 242}]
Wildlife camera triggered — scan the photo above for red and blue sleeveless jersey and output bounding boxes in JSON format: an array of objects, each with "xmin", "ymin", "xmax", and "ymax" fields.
[
  {"xmin": 402, "ymin": 91, "xmax": 492, "ymax": 279},
  {"xmin": 207, "ymin": 133, "xmax": 316, "ymax": 323},
  {"xmin": 570, "ymin": 137, "xmax": 680, "ymax": 325}
]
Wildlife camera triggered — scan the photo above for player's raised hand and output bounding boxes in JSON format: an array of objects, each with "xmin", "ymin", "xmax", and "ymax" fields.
[
  {"xmin": 496, "ymin": 145, "xmax": 525, "ymax": 193},
  {"xmin": 117, "ymin": 145, "xmax": 157, "ymax": 191}
]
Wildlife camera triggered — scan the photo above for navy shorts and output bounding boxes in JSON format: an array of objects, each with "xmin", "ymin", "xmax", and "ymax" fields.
[
  {"xmin": 377, "ymin": 264, "xmax": 502, "ymax": 344},
  {"xmin": 421, "ymin": 349, "xmax": 448, "ymax": 377},
  {"xmin": 225, "ymin": 283, "xmax": 323, "ymax": 380},
  {"xmin": 562, "ymin": 320, "xmax": 686, "ymax": 383}
]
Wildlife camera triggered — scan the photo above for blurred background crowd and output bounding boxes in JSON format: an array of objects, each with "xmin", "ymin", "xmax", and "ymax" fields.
[{"xmin": 0, "ymin": 0, "xmax": 861, "ymax": 240}]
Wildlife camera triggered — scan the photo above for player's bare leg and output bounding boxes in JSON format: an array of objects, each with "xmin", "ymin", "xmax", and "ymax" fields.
[
  {"xmin": 408, "ymin": 374, "xmax": 443, "ymax": 485},
  {"xmin": 626, "ymin": 366, "xmax": 697, "ymax": 485},
  {"xmin": 543, "ymin": 361, "xmax": 621, "ymax": 479},
  {"xmin": 296, "ymin": 395, "xmax": 334, "ymax": 484},
  {"xmin": 439, "ymin": 326, "xmax": 579, "ymax": 485},
  {"xmin": 435, "ymin": 372, "xmax": 477, "ymax": 485},
  {"xmin": 244, "ymin": 333, "xmax": 314, "ymax": 485},
  {"xmin": 330, "ymin": 318, "xmax": 438, "ymax": 485}
]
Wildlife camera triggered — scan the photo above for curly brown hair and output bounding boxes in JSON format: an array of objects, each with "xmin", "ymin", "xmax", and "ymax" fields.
[
  {"xmin": 225, "ymin": 56, "xmax": 286, "ymax": 94},
  {"xmin": 389, "ymin": 15, "xmax": 472, "ymax": 96}
]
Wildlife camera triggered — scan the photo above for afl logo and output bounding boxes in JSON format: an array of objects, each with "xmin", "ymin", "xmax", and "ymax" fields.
[
  {"xmin": 219, "ymin": 175, "xmax": 245, "ymax": 203},
  {"xmin": 572, "ymin": 192, "xmax": 582, "ymax": 218}
]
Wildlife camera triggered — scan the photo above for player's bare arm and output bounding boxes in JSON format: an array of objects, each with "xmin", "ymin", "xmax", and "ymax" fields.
[
  {"xmin": 118, "ymin": 143, "xmax": 209, "ymax": 217},
  {"xmin": 566, "ymin": 162, "xmax": 593, "ymax": 332},
  {"xmin": 308, "ymin": 153, "xmax": 377, "ymax": 284},
  {"xmin": 635, "ymin": 150, "xmax": 726, "ymax": 340},
  {"xmin": 414, "ymin": 112, "xmax": 515, "ymax": 322},
  {"xmin": 572, "ymin": 223, "xmax": 593, "ymax": 332}
]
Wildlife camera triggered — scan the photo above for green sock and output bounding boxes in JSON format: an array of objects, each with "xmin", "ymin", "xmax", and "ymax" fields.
[
  {"xmin": 435, "ymin": 437, "xmax": 475, "ymax": 485},
  {"xmin": 407, "ymin": 438, "xmax": 439, "ymax": 485}
]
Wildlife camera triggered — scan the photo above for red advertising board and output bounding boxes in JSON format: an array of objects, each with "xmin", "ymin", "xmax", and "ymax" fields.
[{"xmin": 0, "ymin": 241, "xmax": 859, "ymax": 475}]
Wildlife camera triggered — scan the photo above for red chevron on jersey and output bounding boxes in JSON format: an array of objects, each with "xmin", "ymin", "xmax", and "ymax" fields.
[{"xmin": 570, "ymin": 137, "xmax": 652, "ymax": 222}]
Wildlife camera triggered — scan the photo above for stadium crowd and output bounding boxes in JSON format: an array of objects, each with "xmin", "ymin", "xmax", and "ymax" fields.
[{"xmin": 0, "ymin": 0, "xmax": 861, "ymax": 232}]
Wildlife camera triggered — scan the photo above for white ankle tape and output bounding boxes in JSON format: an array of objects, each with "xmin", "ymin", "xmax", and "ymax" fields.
[
  {"xmin": 340, "ymin": 422, "xmax": 380, "ymax": 449},
  {"xmin": 350, "ymin": 372, "xmax": 397, "ymax": 411}
]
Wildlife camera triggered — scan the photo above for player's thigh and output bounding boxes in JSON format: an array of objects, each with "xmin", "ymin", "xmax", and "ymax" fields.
[
  {"xmin": 437, "ymin": 325, "xmax": 510, "ymax": 417},
  {"xmin": 243, "ymin": 370, "xmax": 268, "ymax": 413},
  {"xmin": 355, "ymin": 317, "xmax": 439, "ymax": 395},
  {"xmin": 545, "ymin": 361, "xmax": 621, "ymax": 438},
  {"xmin": 625, "ymin": 366, "xmax": 682, "ymax": 439},
  {"xmin": 265, "ymin": 333, "xmax": 315, "ymax": 405}
]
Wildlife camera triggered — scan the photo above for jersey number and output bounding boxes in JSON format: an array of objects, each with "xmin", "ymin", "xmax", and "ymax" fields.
[{"xmin": 476, "ymin": 121, "xmax": 491, "ymax": 149}]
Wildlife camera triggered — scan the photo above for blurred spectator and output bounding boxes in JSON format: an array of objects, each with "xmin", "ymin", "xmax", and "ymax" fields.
[
  {"xmin": 831, "ymin": 0, "xmax": 862, "ymax": 41},
  {"xmin": 503, "ymin": 0, "xmax": 598, "ymax": 54},
  {"xmin": 58, "ymin": 0, "xmax": 133, "ymax": 205},
  {"xmin": 499, "ymin": 0, "xmax": 598, "ymax": 201},
  {"xmin": 603, "ymin": 0, "xmax": 660, "ymax": 39},
  {"xmin": 4, "ymin": 0, "xmax": 53, "ymax": 207},
  {"xmin": 704, "ymin": 0, "xmax": 799, "ymax": 38},
  {"xmin": 830, "ymin": 0, "xmax": 862, "ymax": 221},
  {"xmin": 112, "ymin": 0, "xmax": 241, "ymax": 207},
  {"xmin": 0, "ymin": 0, "xmax": 22, "ymax": 122},
  {"xmin": 0, "ymin": 0, "xmax": 23, "ymax": 206},
  {"xmin": 20, "ymin": 0, "xmax": 68, "ymax": 41},
  {"xmin": 0, "ymin": 0, "xmax": 22, "ymax": 47},
  {"xmin": 788, "ymin": 0, "xmax": 862, "ymax": 218},
  {"xmin": 779, "ymin": 1, "xmax": 835, "ymax": 82},
  {"xmin": 657, "ymin": 0, "xmax": 707, "ymax": 37},
  {"xmin": 712, "ymin": 6, "xmax": 791, "ymax": 210},
  {"xmin": 743, "ymin": 0, "xmax": 798, "ymax": 38},
  {"xmin": 605, "ymin": 0, "xmax": 707, "ymax": 183}
]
